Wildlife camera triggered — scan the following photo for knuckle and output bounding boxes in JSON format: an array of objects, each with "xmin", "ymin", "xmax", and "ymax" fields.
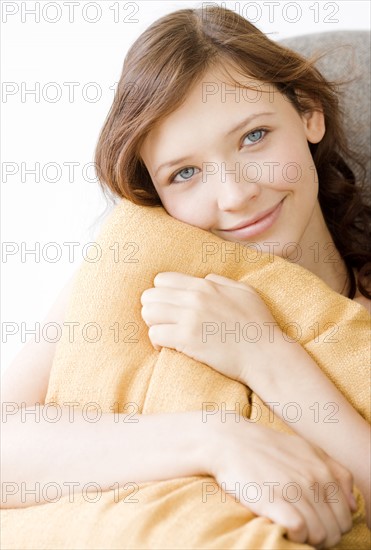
[
  {"xmin": 141, "ymin": 304, "xmax": 150, "ymax": 315},
  {"xmin": 316, "ymin": 464, "xmax": 332, "ymax": 481},
  {"xmin": 332, "ymin": 459, "xmax": 352, "ymax": 479},
  {"xmin": 305, "ymin": 468, "xmax": 329, "ymax": 487},
  {"xmin": 142, "ymin": 303, "xmax": 157, "ymax": 324},
  {"xmin": 341, "ymin": 469, "xmax": 353, "ymax": 487},
  {"xmin": 304, "ymin": 473, "xmax": 318, "ymax": 487},
  {"xmin": 190, "ymin": 289, "xmax": 205, "ymax": 307},
  {"xmin": 341, "ymin": 515, "xmax": 353, "ymax": 534},
  {"xmin": 309, "ymin": 527, "xmax": 327, "ymax": 546},
  {"xmin": 287, "ymin": 517, "xmax": 306, "ymax": 535},
  {"xmin": 148, "ymin": 324, "xmax": 159, "ymax": 340},
  {"xmin": 326, "ymin": 531, "xmax": 342, "ymax": 548},
  {"xmin": 183, "ymin": 307, "xmax": 198, "ymax": 327}
]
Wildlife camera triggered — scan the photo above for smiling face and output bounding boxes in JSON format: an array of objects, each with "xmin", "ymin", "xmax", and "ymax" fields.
[{"xmin": 140, "ymin": 63, "xmax": 328, "ymax": 261}]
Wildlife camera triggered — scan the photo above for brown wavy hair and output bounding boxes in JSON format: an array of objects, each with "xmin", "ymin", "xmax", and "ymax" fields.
[{"xmin": 94, "ymin": 5, "xmax": 371, "ymax": 300}]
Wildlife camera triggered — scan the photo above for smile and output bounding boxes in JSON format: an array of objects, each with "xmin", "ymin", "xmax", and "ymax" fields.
[{"xmin": 219, "ymin": 198, "xmax": 285, "ymax": 239}]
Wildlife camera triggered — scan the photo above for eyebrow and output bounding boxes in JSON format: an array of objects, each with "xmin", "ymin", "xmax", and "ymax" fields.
[{"xmin": 154, "ymin": 111, "xmax": 276, "ymax": 178}]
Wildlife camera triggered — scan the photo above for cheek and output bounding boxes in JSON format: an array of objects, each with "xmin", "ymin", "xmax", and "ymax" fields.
[
  {"xmin": 160, "ymin": 191, "xmax": 213, "ymax": 230},
  {"xmin": 263, "ymin": 140, "xmax": 316, "ymax": 189}
]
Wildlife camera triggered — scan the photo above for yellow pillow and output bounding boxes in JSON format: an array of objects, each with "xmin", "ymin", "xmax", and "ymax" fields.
[{"xmin": 1, "ymin": 198, "xmax": 369, "ymax": 550}]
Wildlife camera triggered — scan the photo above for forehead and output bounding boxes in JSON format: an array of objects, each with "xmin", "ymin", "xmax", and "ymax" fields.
[
  {"xmin": 182, "ymin": 64, "xmax": 274, "ymax": 111},
  {"xmin": 140, "ymin": 63, "xmax": 287, "ymax": 165},
  {"xmin": 161, "ymin": 64, "xmax": 276, "ymax": 123}
]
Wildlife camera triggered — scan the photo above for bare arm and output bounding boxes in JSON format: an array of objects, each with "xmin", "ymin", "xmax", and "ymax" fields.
[
  {"xmin": 140, "ymin": 269, "xmax": 370, "ymax": 523},
  {"xmin": 1, "ymin": 273, "xmax": 78, "ymax": 407},
  {"xmin": 239, "ymin": 337, "xmax": 371, "ymax": 527},
  {"xmin": 0, "ymin": 275, "xmax": 207, "ymax": 509},
  {"xmin": 0, "ymin": 402, "xmax": 355, "ymax": 548},
  {"xmin": 0, "ymin": 275, "xmax": 356, "ymax": 546},
  {"xmin": 0, "ymin": 406, "xmax": 209, "ymax": 509}
]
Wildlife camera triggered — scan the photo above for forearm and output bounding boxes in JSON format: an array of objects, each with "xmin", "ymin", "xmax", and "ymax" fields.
[
  {"xmin": 1, "ymin": 406, "xmax": 210, "ymax": 509},
  {"xmin": 241, "ymin": 339, "xmax": 370, "ymax": 521}
]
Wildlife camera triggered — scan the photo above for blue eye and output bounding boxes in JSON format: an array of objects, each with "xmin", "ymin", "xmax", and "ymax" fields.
[
  {"xmin": 171, "ymin": 166, "xmax": 199, "ymax": 184},
  {"xmin": 242, "ymin": 129, "xmax": 267, "ymax": 145},
  {"xmin": 168, "ymin": 128, "xmax": 268, "ymax": 184}
]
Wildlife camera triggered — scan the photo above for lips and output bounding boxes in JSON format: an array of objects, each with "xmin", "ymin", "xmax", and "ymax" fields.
[
  {"xmin": 221, "ymin": 200, "xmax": 284, "ymax": 231},
  {"xmin": 216, "ymin": 198, "xmax": 285, "ymax": 240}
]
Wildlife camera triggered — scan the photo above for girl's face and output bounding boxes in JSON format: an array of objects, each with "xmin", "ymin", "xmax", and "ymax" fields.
[{"xmin": 140, "ymin": 64, "xmax": 326, "ymax": 260}]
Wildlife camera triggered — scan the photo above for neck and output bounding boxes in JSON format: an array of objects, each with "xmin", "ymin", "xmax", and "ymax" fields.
[{"xmin": 286, "ymin": 202, "xmax": 350, "ymax": 297}]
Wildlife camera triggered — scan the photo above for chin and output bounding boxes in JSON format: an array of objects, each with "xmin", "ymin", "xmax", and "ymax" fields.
[{"xmin": 243, "ymin": 239, "xmax": 301, "ymax": 262}]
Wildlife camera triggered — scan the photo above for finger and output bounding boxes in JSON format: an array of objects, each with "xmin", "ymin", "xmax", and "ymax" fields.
[
  {"xmin": 204, "ymin": 273, "xmax": 251, "ymax": 291},
  {"xmin": 253, "ymin": 499, "xmax": 309, "ymax": 544},
  {"xmin": 148, "ymin": 323, "xmax": 207, "ymax": 360},
  {"xmin": 324, "ymin": 455, "xmax": 356, "ymax": 513},
  {"xmin": 322, "ymin": 479, "xmax": 353, "ymax": 535},
  {"xmin": 305, "ymin": 483, "xmax": 342, "ymax": 548},
  {"xmin": 141, "ymin": 303, "xmax": 179, "ymax": 326},
  {"xmin": 147, "ymin": 324, "xmax": 183, "ymax": 354},
  {"xmin": 141, "ymin": 287, "xmax": 193, "ymax": 307},
  {"xmin": 153, "ymin": 272, "xmax": 203, "ymax": 289},
  {"xmin": 288, "ymin": 495, "xmax": 329, "ymax": 548}
]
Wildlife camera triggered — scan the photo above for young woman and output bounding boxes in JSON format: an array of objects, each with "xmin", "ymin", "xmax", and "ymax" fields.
[
  {"xmin": 2, "ymin": 6, "xmax": 370, "ymax": 549},
  {"xmin": 94, "ymin": 2, "xmax": 370, "ymax": 541}
]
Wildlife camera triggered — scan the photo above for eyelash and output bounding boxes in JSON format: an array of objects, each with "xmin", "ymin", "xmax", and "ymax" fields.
[{"xmin": 168, "ymin": 127, "xmax": 269, "ymax": 184}]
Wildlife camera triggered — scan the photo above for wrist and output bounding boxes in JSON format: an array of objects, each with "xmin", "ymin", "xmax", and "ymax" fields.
[
  {"xmin": 190, "ymin": 409, "xmax": 223, "ymax": 477},
  {"xmin": 179, "ymin": 410, "xmax": 223, "ymax": 478},
  {"xmin": 238, "ymin": 335, "xmax": 316, "ymax": 394},
  {"xmin": 197, "ymin": 410, "xmax": 257, "ymax": 479}
]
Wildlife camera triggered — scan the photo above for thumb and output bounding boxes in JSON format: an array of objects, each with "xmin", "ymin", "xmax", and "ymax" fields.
[{"xmin": 205, "ymin": 273, "xmax": 247, "ymax": 290}]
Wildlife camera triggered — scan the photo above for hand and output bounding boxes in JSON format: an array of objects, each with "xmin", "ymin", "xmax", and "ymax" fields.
[
  {"xmin": 140, "ymin": 271, "xmax": 281, "ymax": 385},
  {"xmin": 207, "ymin": 415, "xmax": 355, "ymax": 548}
]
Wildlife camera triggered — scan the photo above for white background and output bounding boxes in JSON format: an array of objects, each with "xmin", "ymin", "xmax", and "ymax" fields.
[{"xmin": 1, "ymin": 0, "xmax": 370, "ymax": 372}]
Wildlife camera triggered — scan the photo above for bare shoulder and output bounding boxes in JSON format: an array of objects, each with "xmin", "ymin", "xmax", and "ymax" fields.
[
  {"xmin": 1, "ymin": 272, "xmax": 77, "ymax": 408},
  {"xmin": 353, "ymin": 294, "xmax": 371, "ymax": 314}
]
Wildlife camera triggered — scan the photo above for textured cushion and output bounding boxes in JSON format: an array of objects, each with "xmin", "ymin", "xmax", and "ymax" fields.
[
  {"xmin": 280, "ymin": 31, "xmax": 370, "ymax": 204},
  {"xmin": 2, "ymin": 197, "xmax": 369, "ymax": 549}
]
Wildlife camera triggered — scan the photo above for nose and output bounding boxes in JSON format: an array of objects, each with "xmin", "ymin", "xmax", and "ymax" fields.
[{"xmin": 215, "ymin": 162, "xmax": 261, "ymax": 211}]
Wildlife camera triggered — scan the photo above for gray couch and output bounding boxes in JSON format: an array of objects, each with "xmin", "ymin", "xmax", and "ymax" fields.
[{"xmin": 281, "ymin": 30, "xmax": 370, "ymax": 205}]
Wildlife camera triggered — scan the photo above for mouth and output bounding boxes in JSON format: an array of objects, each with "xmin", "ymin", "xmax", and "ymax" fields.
[{"xmin": 218, "ymin": 198, "xmax": 285, "ymax": 239}]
